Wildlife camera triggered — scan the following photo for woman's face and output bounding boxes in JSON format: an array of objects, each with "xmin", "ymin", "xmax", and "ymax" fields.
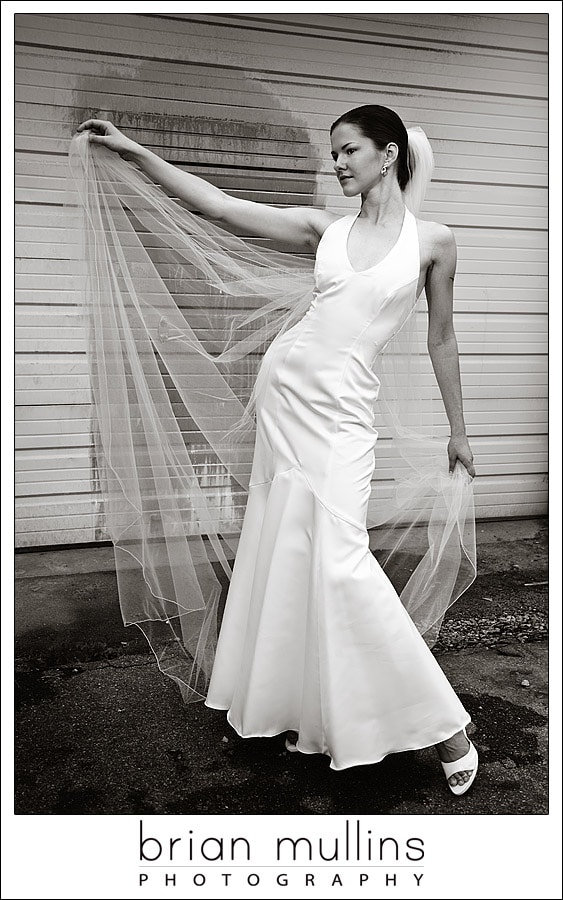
[{"xmin": 330, "ymin": 122, "xmax": 385, "ymax": 197}]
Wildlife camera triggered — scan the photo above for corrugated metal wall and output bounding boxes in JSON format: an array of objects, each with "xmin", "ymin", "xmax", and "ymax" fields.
[{"xmin": 15, "ymin": 11, "xmax": 548, "ymax": 546}]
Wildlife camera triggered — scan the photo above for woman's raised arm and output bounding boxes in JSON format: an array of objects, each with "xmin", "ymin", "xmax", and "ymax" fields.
[{"xmin": 77, "ymin": 119, "xmax": 333, "ymax": 250}]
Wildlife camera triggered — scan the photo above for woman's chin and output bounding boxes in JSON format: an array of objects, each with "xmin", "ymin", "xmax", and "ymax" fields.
[{"xmin": 339, "ymin": 180, "xmax": 360, "ymax": 196}]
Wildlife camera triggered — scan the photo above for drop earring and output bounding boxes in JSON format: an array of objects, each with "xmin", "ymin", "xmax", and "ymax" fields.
[{"xmin": 381, "ymin": 165, "xmax": 388, "ymax": 177}]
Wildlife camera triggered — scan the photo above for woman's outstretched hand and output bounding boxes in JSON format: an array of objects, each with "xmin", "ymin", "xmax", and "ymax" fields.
[
  {"xmin": 76, "ymin": 119, "xmax": 141, "ymax": 160},
  {"xmin": 448, "ymin": 434, "xmax": 475, "ymax": 478}
]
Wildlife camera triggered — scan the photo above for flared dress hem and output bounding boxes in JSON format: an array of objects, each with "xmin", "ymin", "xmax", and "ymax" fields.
[{"xmin": 204, "ymin": 699, "xmax": 471, "ymax": 771}]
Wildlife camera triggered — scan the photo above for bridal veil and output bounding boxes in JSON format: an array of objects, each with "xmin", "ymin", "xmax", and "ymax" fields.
[{"xmin": 68, "ymin": 128, "xmax": 476, "ymax": 702}]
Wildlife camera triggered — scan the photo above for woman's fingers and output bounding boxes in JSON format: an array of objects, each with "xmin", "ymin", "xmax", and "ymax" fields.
[
  {"xmin": 448, "ymin": 446, "xmax": 475, "ymax": 478},
  {"xmin": 448, "ymin": 435, "xmax": 475, "ymax": 479},
  {"xmin": 74, "ymin": 120, "xmax": 138, "ymax": 158},
  {"xmin": 461, "ymin": 457, "xmax": 476, "ymax": 478},
  {"xmin": 450, "ymin": 453, "xmax": 475, "ymax": 479},
  {"xmin": 76, "ymin": 118, "xmax": 114, "ymax": 134}
]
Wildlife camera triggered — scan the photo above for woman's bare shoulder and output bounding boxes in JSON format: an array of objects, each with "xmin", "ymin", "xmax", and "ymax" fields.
[{"xmin": 415, "ymin": 218, "xmax": 456, "ymax": 264}]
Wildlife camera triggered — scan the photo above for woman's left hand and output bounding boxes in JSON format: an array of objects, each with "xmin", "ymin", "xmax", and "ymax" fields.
[{"xmin": 448, "ymin": 434, "xmax": 475, "ymax": 478}]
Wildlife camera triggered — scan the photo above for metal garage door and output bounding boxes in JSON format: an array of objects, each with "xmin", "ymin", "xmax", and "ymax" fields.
[{"xmin": 15, "ymin": 12, "xmax": 548, "ymax": 545}]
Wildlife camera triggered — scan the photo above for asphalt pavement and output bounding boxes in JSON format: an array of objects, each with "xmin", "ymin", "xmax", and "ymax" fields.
[{"xmin": 14, "ymin": 517, "xmax": 549, "ymax": 815}]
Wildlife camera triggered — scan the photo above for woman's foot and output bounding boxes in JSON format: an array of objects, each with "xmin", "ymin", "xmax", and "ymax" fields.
[
  {"xmin": 285, "ymin": 730, "xmax": 299, "ymax": 752},
  {"xmin": 436, "ymin": 730, "xmax": 475, "ymax": 789}
]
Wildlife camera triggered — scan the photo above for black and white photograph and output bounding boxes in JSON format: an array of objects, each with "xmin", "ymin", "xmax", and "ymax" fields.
[{"xmin": 5, "ymin": 4, "xmax": 560, "ymax": 899}]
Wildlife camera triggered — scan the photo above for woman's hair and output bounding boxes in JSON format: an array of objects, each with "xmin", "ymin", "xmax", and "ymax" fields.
[{"xmin": 330, "ymin": 105, "xmax": 410, "ymax": 190}]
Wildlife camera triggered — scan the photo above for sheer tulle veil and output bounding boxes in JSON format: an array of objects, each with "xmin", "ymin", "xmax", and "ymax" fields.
[{"xmin": 68, "ymin": 124, "xmax": 476, "ymax": 703}]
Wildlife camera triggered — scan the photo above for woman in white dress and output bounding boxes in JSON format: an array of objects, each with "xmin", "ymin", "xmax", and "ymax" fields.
[{"xmin": 76, "ymin": 104, "xmax": 478, "ymax": 794}]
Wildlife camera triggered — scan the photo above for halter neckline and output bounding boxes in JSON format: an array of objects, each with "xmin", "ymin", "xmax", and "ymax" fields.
[{"xmin": 345, "ymin": 207, "xmax": 409, "ymax": 275}]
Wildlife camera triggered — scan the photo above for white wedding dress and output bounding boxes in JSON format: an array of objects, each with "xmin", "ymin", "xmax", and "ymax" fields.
[{"xmin": 205, "ymin": 208, "xmax": 471, "ymax": 770}]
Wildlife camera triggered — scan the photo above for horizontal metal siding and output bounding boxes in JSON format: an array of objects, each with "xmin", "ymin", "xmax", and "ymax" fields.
[{"xmin": 14, "ymin": 12, "xmax": 548, "ymax": 546}]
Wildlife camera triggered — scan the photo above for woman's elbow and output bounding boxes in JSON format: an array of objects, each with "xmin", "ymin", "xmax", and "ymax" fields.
[
  {"xmin": 204, "ymin": 195, "xmax": 230, "ymax": 223},
  {"xmin": 427, "ymin": 329, "xmax": 458, "ymax": 354}
]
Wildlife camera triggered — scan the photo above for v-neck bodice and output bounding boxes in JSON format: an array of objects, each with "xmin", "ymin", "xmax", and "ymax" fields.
[
  {"xmin": 344, "ymin": 208, "xmax": 407, "ymax": 275},
  {"xmin": 314, "ymin": 207, "xmax": 419, "ymax": 297}
]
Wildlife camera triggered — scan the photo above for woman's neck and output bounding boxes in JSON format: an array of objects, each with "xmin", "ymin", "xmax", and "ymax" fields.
[{"xmin": 358, "ymin": 183, "xmax": 405, "ymax": 225}]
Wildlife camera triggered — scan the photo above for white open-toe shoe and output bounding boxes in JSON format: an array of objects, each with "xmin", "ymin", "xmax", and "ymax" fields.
[
  {"xmin": 440, "ymin": 734, "xmax": 479, "ymax": 796},
  {"xmin": 285, "ymin": 732, "xmax": 299, "ymax": 753}
]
